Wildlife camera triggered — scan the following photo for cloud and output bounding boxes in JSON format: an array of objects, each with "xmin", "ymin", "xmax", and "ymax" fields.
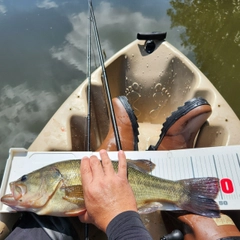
[
  {"xmin": 37, "ymin": 0, "xmax": 58, "ymax": 9},
  {"xmin": 0, "ymin": 3, "xmax": 7, "ymax": 14},
  {"xmin": 50, "ymin": 1, "xmax": 164, "ymax": 71},
  {"xmin": 0, "ymin": 81, "xmax": 77, "ymax": 178}
]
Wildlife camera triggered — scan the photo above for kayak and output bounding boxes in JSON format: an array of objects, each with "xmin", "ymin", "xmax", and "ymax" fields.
[
  {"xmin": 29, "ymin": 32, "xmax": 240, "ymax": 152},
  {"xmin": 29, "ymin": 32, "xmax": 240, "ymax": 239},
  {"xmin": 1, "ymin": 32, "xmax": 240, "ymax": 239}
]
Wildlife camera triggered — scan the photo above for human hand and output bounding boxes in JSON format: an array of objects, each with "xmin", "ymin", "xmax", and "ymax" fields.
[{"xmin": 78, "ymin": 149, "xmax": 137, "ymax": 232}]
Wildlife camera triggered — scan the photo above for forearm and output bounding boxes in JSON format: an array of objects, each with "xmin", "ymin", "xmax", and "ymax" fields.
[{"xmin": 106, "ymin": 211, "xmax": 153, "ymax": 240}]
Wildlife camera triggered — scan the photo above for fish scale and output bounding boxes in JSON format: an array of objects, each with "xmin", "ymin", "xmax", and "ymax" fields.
[{"xmin": 127, "ymin": 167, "xmax": 182, "ymax": 205}]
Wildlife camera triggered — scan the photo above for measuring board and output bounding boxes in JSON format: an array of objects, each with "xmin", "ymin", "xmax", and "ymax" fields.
[{"xmin": 0, "ymin": 145, "xmax": 239, "ymax": 213}]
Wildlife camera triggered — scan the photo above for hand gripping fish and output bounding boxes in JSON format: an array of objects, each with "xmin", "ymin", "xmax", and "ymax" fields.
[{"xmin": 1, "ymin": 159, "xmax": 220, "ymax": 217}]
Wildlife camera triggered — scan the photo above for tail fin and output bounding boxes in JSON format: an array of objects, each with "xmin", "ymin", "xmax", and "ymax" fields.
[{"xmin": 178, "ymin": 177, "xmax": 220, "ymax": 217}]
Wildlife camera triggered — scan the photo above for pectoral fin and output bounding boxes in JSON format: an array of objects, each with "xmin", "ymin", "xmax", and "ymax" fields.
[
  {"xmin": 62, "ymin": 185, "xmax": 84, "ymax": 205},
  {"xmin": 65, "ymin": 208, "xmax": 86, "ymax": 216}
]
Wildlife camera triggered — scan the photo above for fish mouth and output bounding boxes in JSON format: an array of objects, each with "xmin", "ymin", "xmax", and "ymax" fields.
[
  {"xmin": 1, "ymin": 193, "xmax": 29, "ymax": 211},
  {"xmin": 1, "ymin": 182, "xmax": 27, "ymax": 208},
  {"xmin": 1, "ymin": 193, "xmax": 19, "ymax": 207},
  {"xmin": 10, "ymin": 182, "xmax": 27, "ymax": 200}
]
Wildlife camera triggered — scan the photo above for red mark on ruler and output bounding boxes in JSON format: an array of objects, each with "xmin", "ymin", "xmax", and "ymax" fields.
[{"xmin": 220, "ymin": 178, "xmax": 234, "ymax": 194}]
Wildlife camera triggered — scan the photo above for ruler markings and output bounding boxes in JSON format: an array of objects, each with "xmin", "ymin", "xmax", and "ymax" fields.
[
  {"xmin": 208, "ymin": 155, "xmax": 216, "ymax": 177},
  {"xmin": 195, "ymin": 155, "xmax": 200, "ymax": 177},
  {"xmin": 177, "ymin": 157, "xmax": 181, "ymax": 179},
  {"xmin": 170, "ymin": 157, "xmax": 174, "ymax": 178},
  {"xmin": 159, "ymin": 158, "xmax": 165, "ymax": 178},
  {"xmin": 199, "ymin": 155, "xmax": 204, "ymax": 177},
  {"xmin": 193, "ymin": 155, "xmax": 199, "ymax": 177},
  {"xmin": 222, "ymin": 153, "xmax": 228, "ymax": 175},
  {"xmin": 169, "ymin": 157, "xmax": 173, "ymax": 180},
  {"xmin": 177, "ymin": 157, "xmax": 180, "ymax": 179},
  {"xmin": 182, "ymin": 156, "xmax": 187, "ymax": 178},
  {"xmin": 183, "ymin": 157, "xmax": 188, "ymax": 179},
  {"xmin": 216, "ymin": 154, "xmax": 224, "ymax": 179},
  {"xmin": 224, "ymin": 154, "xmax": 232, "ymax": 200},
  {"xmin": 212, "ymin": 155, "xmax": 223, "ymax": 199},
  {"xmin": 209, "ymin": 155, "xmax": 216, "ymax": 177},
  {"xmin": 160, "ymin": 156, "xmax": 164, "ymax": 178},
  {"xmin": 153, "ymin": 156, "xmax": 160, "ymax": 178},
  {"xmin": 180, "ymin": 157, "xmax": 184, "ymax": 179},
  {"xmin": 197, "ymin": 155, "xmax": 203, "ymax": 177},
  {"xmin": 203, "ymin": 156, "xmax": 207, "ymax": 176},
  {"xmin": 174, "ymin": 157, "xmax": 178, "ymax": 179},
  {"xmin": 201, "ymin": 156, "xmax": 205, "ymax": 176},
  {"xmin": 166, "ymin": 156, "xmax": 170, "ymax": 179},
  {"xmin": 173, "ymin": 157, "xmax": 177, "ymax": 179},
  {"xmin": 161, "ymin": 156, "xmax": 166, "ymax": 178},
  {"xmin": 236, "ymin": 153, "xmax": 240, "ymax": 168},
  {"xmin": 205, "ymin": 155, "xmax": 209, "ymax": 177},
  {"xmin": 176, "ymin": 157, "xmax": 181, "ymax": 180},
  {"xmin": 200, "ymin": 155, "xmax": 204, "ymax": 177},
  {"xmin": 165, "ymin": 156, "xmax": 169, "ymax": 178},
  {"xmin": 221, "ymin": 154, "xmax": 231, "ymax": 200},
  {"xmin": 204, "ymin": 156, "xmax": 208, "ymax": 176},
  {"xmin": 160, "ymin": 156, "xmax": 167, "ymax": 179},
  {"xmin": 227, "ymin": 154, "xmax": 236, "ymax": 200},
  {"xmin": 190, "ymin": 156, "xmax": 195, "ymax": 178},
  {"xmin": 187, "ymin": 156, "xmax": 193, "ymax": 178},
  {"xmin": 164, "ymin": 156, "xmax": 169, "ymax": 178},
  {"xmin": 231, "ymin": 153, "xmax": 240, "ymax": 200},
  {"xmin": 181, "ymin": 157, "xmax": 186, "ymax": 179},
  {"xmin": 178, "ymin": 157, "xmax": 182, "ymax": 178},
  {"xmin": 194, "ymin": 156, "xmax": 200, "ymax": 176},
  {"xmin": 201, "ymin": 155, "xmax": 205, "ymax": 176},
  {"xmin": 232, "ymin": 153, "xmax": 240, "ymax": 188},
  {"xmin": 160, "ymin": 156, "xmax": 165, "ymax": 177}
]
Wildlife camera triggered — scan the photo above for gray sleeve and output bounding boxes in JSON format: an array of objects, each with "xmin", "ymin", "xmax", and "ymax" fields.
[{"xmin": 106, "ymin": 211, "xmax": 153, "ymax": 240}]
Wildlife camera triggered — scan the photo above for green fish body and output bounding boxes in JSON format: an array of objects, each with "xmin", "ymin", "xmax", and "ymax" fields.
[{"xmin": 1, "ymin": 159, "xmax": 219, "ymax": 217}]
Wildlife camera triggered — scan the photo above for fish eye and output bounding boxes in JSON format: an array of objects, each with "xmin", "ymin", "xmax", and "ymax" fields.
[
  {"xmin": 20, "ymin": 175, "xmax": 28, "ymax": 182},
  {"xmin": 54, "ymin": 168, "xmax": 62, "ymax": 178}
]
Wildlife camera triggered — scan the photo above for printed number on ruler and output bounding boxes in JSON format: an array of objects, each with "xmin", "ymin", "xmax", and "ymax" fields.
[{"xmin": 218, "ymin": 178, "xmax": 235, "ymax": 206}]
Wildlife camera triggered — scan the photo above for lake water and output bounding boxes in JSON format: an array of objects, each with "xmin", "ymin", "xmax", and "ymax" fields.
[{"xmin": 0, "ymin": 0, "xmax": 240, "ymax": 181}]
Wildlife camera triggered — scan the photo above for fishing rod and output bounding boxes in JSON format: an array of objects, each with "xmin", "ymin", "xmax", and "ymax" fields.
[
  {"xmin": 86, "ymin": 0, "xmax": 92, "ymax": 152},
  {"xmin": 84, "ymin": 1, "xmax": 122, "ymax": 238},
  {"xmin": 89, "ymin": 0, "xmax": 122, "ymax": 150},
  {"xmin": 84, "ymin": 2, "xmax": 92, "ymax": 239}
]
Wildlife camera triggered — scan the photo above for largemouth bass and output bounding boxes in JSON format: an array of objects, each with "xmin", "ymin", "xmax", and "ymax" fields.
[{"xmin": 1, "ymin": 159, "xmax": 220, "ymax": 217}]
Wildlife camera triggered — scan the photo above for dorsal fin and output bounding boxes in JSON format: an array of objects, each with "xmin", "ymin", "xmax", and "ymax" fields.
[{"xmin": 127, "ymin": 159, "xmax": 155, "ymax": 173}]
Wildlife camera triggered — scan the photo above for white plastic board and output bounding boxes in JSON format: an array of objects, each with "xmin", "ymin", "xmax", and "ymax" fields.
[{"xmin": 0, "ymin": 145, "xmax": 240, "ymax": 213}]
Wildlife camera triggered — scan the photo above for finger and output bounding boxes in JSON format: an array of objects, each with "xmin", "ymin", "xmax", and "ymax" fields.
[
  {"xmin": 99, "ymin": 149, "xmax": 115, "ymax": 175},
  {"xmin": 117, "ymin": 150, "xmax": 127, "ymax": 178},
  {"xmin": 80, "ymin": 157, "xmax": 92, "ymax": 186},
  {"xmin": 89, "ymin": 155, "xmax": 104, "ymax": 178}
]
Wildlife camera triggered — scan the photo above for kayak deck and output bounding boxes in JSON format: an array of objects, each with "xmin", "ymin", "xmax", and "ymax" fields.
[{"xmin": 29, "ymin": 39, "xmax": 240, "ymax": 152}]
